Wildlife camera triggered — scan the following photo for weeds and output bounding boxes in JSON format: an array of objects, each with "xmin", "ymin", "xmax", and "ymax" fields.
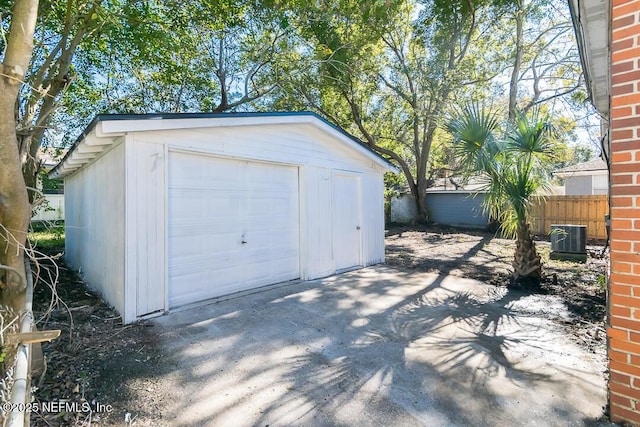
[{"xmin": 28, "ymin": 224, "xmax": 64, "ymax": 250}]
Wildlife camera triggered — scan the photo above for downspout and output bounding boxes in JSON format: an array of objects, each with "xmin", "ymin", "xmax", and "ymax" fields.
[{"xmin": 7, "ymin": 258, "xmax": 34, "ymax": 427}]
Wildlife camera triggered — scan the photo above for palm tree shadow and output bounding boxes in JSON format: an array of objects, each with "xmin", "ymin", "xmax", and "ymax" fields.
[
  {"xmin": 371, "ymin": 287, "xmax": 553, "ymax": 384},
  {"xmin": 247, "ymin": 275, "xmax": 570, "ymax": 426}
]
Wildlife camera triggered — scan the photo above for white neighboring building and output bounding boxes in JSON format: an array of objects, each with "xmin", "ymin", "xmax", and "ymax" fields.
[
  {"xmin": 390, "ymin": 192, "xmax": 417, "ymax": 223},
  {"xmin": 32, "ymin": 194, "xmax": 64, "ymax": 222},
  {"xmin": 32, "ymin": 149, "xmax": 65, "ymax": 222},
  {"xmin": 554, "ymin": 159, "xmax": 609, "ymax": 195},
  {"xmin": 50, "ymin": 112, "xmax": 395, "ymax": 323}
]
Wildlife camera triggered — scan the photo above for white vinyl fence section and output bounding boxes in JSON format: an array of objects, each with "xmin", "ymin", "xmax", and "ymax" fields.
[{"xmin": 31, "ymin": 194, "xmax": 64, "ymax": 222}]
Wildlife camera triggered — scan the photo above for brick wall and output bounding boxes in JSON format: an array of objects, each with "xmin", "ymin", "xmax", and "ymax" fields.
[{"xmin": 609, "ymin": 0, "xmax": 640, "ymax": 424}]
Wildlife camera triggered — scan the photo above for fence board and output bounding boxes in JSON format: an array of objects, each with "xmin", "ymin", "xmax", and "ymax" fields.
[{"xmin": 528, "ymin": 195, "xmax": 609, "ymax": 240}]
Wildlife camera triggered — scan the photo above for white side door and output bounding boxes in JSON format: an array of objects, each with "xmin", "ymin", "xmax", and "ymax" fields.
[{"xmin": 332, "ymin": 171, "xmax": 362, "ymax": 271}]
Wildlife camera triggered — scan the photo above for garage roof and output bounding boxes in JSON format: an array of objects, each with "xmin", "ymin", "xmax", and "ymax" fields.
[{"xmin": 49, "ymin": 111, "xmax": 397, "ymax": 179}]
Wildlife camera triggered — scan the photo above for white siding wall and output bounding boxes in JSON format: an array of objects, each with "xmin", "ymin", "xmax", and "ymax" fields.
[
  {"xmin": 593, "ymin": 174, "xmax": 609, "ymax": 195},
  {"xmin": 565, "ymin": 175, "xmax": 593, "ymax": 195},
  {"xmin": 64, "ymin": 142, "xmax": 126, "ymax": 315},
  {"xmin": 390, "ymin": 194, "xmax": 417, "ymax": 223},
  {"xmin": 124, "ymin": 136, "xmax": 166, "ymax": 322},
  {"xmin": 300, "ymin": 166, "xmax": 333, "ymax": 279},
  {"xmin": 564, "ymin": 174, "xmax": 609, "ymax": 195},
  {"xmin": 134, "ymin": 124, "xmax": 379, "ymax": 173}
]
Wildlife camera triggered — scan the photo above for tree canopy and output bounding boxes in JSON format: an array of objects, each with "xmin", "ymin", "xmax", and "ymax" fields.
[{"xmin": 3, "ymin": 0, "xmax": 595, "ymax": 203}]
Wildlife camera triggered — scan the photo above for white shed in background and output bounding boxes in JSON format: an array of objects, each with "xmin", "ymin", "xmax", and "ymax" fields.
[{"xmin": 50, "ymin": 112, "xmax": 395, "ymax": 323}]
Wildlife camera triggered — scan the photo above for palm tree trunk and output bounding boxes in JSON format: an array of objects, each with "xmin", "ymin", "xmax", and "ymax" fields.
[{"xmin": 512, "ymin": 221, "xmax": 542, "ymax": 280}]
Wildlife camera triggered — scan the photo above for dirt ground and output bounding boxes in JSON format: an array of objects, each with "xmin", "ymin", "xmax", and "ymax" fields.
[
  {"xmin": 30, "ymin": 247, "xmax": 173, "ymax": 426},
  {"xmin": 29, "ymin": 225, "xmax": 608, "ymax": 426},
  {"xmin": 385, "ymin": 225, "xmax": 608, "ymax": 356}
]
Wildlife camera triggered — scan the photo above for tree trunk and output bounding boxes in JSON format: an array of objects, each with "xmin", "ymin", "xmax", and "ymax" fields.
[
  {"xmin": 512, "ymin": 221, "xmax": 542, "ymax": 281},
  {"xmin": 413, "ymin": 176, "xmax": 430, "ymax": 223},
  {"xmin": 0, "ymin": 0, "xmax": 40, "ymax": 313},
  {"xmin": 21, "ymin": 133, "xmax": 38, "ymax": 203},
  {"xmin": 21, "ymin": 128, "xmax": 47, "ymax": 204},
  {"xmin": 508, "ymin": 0, "xmax": 524, "ymax": 120},
  {"xmin": 0, "ymin": 97, "xmax": 31, "ymax": 313}
]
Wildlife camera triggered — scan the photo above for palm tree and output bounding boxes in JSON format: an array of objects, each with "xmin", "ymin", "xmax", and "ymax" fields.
[{"xmin": 445, "ymin": 104, "xmax": 557, "ymax": 282}]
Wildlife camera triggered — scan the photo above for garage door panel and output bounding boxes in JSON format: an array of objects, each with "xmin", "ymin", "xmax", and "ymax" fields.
[
  {"xmin": 170, "ymin": 190, "xmax": 243, "ymax": 220},
  {"xmin": 242, "ymin": 257, "xmax": 299, "ymax": 287},
  {"xmin": 169, "ymin": 267, "xmax": 237, "ymax": 307},
  {"xmin": 168, "ymin": 235, "xmax": 206, "ymax": 259},
  {"xmin": 169, "ymin": 231, "xmax": 240, "ymax": 259},
  {"xmin": 171, "ymin": 153, "xmax": 242, "ymax": 185},
  {"xmin": 168, "ymin": 152, "xmax": 300, "ymax": 308},
  {"xmin": 170, "ymin": 216, "xmax": 245, "ymax": 232},
  {"xmin": 169, "ymin": 271, "xmax": 209, "ymax": 308},
  {"xmin": 169, "ymin": 219, "xmax": 245, "ymax": 236},
  {"xmin": 170, "ymin": 253, "xmax": 238, "ymax": 274},
  {"xmin": 245, "ymin": 228, "xmax": 297, "ymax": 242},
  {"xmin": 242, "ymin": 247, "xmax": 298, "ymax": 263},
  {"xmin": 169, "ymin": 221, "xmax": 241, "ymax": 237}
]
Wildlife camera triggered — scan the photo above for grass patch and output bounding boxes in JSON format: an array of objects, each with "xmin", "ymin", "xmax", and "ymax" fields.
[{"xmin": 28, "ymin": 224, "xmax": 64, "ymax": 250}]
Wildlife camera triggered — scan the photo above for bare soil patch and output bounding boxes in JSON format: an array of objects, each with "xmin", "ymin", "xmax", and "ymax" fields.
[
  {"xmin": 385, "ymin": 225, "xmax": 608, "ymax": 356},
  {"xmin": 30, "ymin": 245, "xmax": 174, "ymax": 426}
]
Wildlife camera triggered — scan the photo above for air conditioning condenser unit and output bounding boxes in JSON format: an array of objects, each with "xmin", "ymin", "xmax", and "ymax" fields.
[{"xmin": 550, "ymin": 224, "xmax": 587, "ymax": 261}]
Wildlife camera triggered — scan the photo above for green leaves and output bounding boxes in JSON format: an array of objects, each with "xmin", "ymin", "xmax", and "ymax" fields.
[
  {"xmin": 445, "ymin": 102, "xmax": 501, "ymax": 176},
  {"xmin": 446, "ymin": 103, "xmax": 558, "ymax": 236},
  {"xmin": 505, "ymin": 108, "xmax": 557, "ymax": 161}
]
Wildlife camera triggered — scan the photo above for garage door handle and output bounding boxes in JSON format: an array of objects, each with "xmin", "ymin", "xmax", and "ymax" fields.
[
  {"xmin": 241, "ymin": 240, "xmax": 247, "ymax": 244},
  {"xmin": 356, "ymin": 226, "xmax": 361, "ymax": 230}
]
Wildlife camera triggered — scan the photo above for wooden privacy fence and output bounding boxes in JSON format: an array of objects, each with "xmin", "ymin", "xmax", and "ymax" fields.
[{"xmin": 528, "ymin": 195, "xmax": 609, "ymax": 240}]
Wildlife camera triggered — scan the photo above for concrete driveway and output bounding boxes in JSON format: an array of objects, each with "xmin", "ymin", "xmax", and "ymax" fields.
[{"xmin": 153, "ymin": 266, "xmax": 607, "ymax": 426}]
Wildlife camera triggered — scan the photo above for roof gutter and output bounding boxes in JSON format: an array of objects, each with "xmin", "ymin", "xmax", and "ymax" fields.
[
  {"xmin": 568, "ymin": 0, "xmax": 596, "ymax": 109},
  {"xmin": 566, "ymin": 0, "xmax": 611, "ymax": 116}
]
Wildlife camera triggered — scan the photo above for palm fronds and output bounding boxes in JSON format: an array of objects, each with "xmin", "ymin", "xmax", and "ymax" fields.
[
  {"xmin": 445, "ymin": 102, "xmax": 501, "ymax": 175},
  {"xmin": 445, "ymin": 103, "xmax": 556, "ymax": 279}
]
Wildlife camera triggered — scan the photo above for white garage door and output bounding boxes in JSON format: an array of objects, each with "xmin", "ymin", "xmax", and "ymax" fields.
[
  {"xmin": 332, "ymin": 172, "xmax": 362, "ymax": 271},
  {"xmin": 168, "ymin": 152, "xmax": 300, "ymax": 308}
]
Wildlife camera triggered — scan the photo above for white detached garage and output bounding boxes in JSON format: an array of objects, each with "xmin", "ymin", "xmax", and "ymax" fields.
[{"xmin": 50, "ymin": 112, "xmax": 394, "ymax": 323}]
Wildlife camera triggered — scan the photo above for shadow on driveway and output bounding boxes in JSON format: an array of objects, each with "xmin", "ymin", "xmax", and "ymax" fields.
[{"xmin": 153, "ymin": 266, "xmax": 607, "ymax": 426}]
